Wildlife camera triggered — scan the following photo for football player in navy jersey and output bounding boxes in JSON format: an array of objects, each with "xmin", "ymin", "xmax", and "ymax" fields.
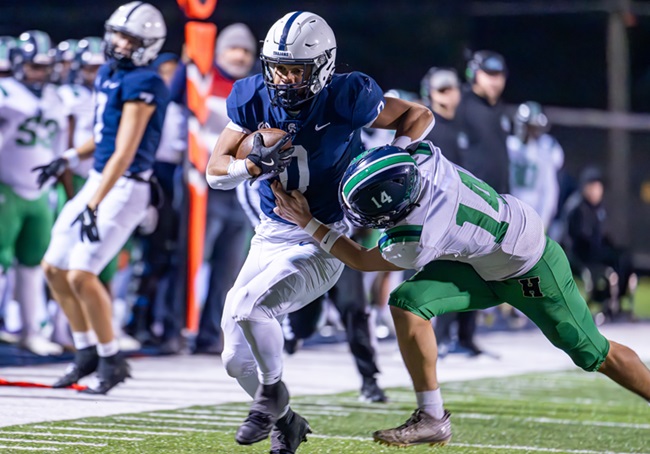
[
  {"xmin": 206, "ymin": 11, "xmax": 434, "ymax": 451},
  {"xmin": 35, "ymin": 1, "xmax": 168, "ymax": 395}
]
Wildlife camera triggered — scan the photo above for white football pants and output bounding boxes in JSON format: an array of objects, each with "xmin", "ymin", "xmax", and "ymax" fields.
[
  {"xmin": 44, "ymin": 170, "xmax": 150, "ymax": 275},
  {"xmin": 221, "ymin": 218, "xmax": 345, "ymax": 394}
]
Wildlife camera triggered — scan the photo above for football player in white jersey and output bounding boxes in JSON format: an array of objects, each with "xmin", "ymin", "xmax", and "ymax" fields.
[
  {"xmin": 0, "ymin": 30, "xmax": 67, "ymax": 356},
  {"xmin": 507, "ymin": 101, "xmax": 564, "ymax": 230},
  {"xmin": 272, "ymin": 142, "xmax": 650, "ymax": 447}
]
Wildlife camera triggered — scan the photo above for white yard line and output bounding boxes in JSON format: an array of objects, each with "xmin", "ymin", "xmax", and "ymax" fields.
[
  {"xmin": 449, "ymin": 443, "xmax": 647, "ymax": 454},
  {"xmin": 308, "ymin": 434, "xmax": 648, "ymax": 454},
  {"xmin": 32, "ymin": 425, "xmax": 183, "ymax": 436},
  {"xmin": 2, "ymin": 430, "xmax": 143, "ymax": 441},
  {"xmin": 114, "ymin": 416, "xmax": 239, "ymax": 427},
  {"xmin": 143, "ymin": 412, "xmax": 242, "ymax": 422},
  {"xmin": 457, "ymin": 412, "xmax": 650, "ymax": 429},
  {"xmin": 74, "ymin": 421, "xmax": 222, "ymax": 433},
  {"xmin": 521, "ymin": 416, "xmax": 650, "ymax": 430},
  {"xmin": 0, "ymin": 437, "xmax": 105, "ymax": 447},
  {"xmin": 0, "ymin": 446, "xmax": 58, "ymax": 451}
]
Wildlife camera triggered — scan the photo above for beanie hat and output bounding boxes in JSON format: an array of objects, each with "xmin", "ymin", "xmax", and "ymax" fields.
[{"xmin": 216, "ymin": 23, "xmax": 256, "ymax": 57}]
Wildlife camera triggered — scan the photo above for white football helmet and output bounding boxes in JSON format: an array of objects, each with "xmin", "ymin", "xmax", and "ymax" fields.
[
  {"xmin": 104, "ymin": 1, "xmax": 166, "ymax": 67},
  {"xmin": 261, "ymin": 11, "xmax": 336, "ymax": 110}
]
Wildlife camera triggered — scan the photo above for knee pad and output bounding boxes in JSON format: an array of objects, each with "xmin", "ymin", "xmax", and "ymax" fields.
[{"xmin": 222, "ymin": 348, "xmax": 257, "ymax": 379}]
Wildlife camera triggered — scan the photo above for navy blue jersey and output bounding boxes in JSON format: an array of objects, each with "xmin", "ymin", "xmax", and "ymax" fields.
[
  {"xmin": 227, "ymin": 72, "xmax": 385, "ymax": 224},
  {"xmin": 93, "ymin": 63, "xmax": 169, "ymax": 174}
]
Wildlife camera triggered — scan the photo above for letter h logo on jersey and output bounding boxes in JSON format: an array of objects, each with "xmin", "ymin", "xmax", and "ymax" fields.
[{"xmin": 518, "ymin": 277, "xmax": 544, "ymax": 298}]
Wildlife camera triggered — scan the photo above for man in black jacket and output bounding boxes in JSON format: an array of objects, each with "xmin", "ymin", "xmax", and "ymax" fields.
[{"xmin": 456, "ymin": 50, "xmax": 510, "ymax": 194}]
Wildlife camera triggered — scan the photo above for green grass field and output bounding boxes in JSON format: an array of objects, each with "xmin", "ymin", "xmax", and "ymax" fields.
[{"xmin": 1, "ymin": 368, "xmax": 648, "ymax": 453}]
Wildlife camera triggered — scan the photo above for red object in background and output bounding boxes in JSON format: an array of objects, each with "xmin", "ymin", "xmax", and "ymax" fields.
[
  {"xmin": 0, "ymin": 377, "xmax": 87, "ymax": 391},
  {"xmin": 177, "ymin": 0, "xmax": 218, "ymax": 333}
]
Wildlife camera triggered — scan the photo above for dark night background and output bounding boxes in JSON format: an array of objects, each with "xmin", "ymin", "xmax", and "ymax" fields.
[
  {"xmin": 4, "ymin": 0, "xmax": 650, "ymax": 110},
  {"xmin": 1, "ymin": 0, "xmax": 649, "ymax": 257}
]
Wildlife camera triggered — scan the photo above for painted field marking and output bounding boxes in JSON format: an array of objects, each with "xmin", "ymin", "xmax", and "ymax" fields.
[
  {"xmin": 146, "ymin": 412, "xmax": 242, "ymax": 422},
  {"xmin": 114, "ymin": 416, "xmax": 239, "ymax": 427},
  {"xmin": 457, "ymin": 412, "xmax": 650, "ymax": 429},
  {"xmin": 307, "ymin": 433, "xmax": 647, "ymax": 454},
  {"xmin": 0, "ymin": 445, "xmax": 58, "ymax": 451},
  {"xmin": 0, "ymin": 437, "xmax": 105, "ymax": 447},
  {"xmin": 3, "ymin": 430, "xmax": 143, "ymax": 441},
  {"xmin": 74, "ymin": 421, "xmax": 220, "ymax": 433},
  {"xmin": 32, "ymin": 426, "xmax": 183, "ymax": 436}
]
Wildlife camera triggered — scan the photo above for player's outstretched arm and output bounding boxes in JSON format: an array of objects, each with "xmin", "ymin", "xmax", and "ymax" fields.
[{"xmin": 271, "ymin": 181, "xmax": 403, "ymax": 272}]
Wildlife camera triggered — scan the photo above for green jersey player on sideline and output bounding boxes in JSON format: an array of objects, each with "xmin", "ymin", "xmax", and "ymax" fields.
[
  {"xmin": 0, "ymin": 30, "xmax": 67, "ymax": 356},
  {"xmin": 271, "ymin": 142, "xmax": 650, "ymax": 448}
]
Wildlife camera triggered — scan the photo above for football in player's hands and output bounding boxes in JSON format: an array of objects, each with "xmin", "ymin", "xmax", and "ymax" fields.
[{"xmin": 236, "ymin": 128, "xmax": 293, "ymax": 160}]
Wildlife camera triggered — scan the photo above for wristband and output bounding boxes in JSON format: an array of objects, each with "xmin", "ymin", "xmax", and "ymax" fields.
[
  {"xmin": 63, "ymin": 148, "xmax": 80, "ymax": 169},
  {"xmin": 320, "ymin": 229, "xmax": 343, "ymax": 253},
  {"xmin": 227, "ymin": 157, "xmax": 252, "ymax": 179},
  {"xmin": 304, "ymin": 218, "xmax": 323, "ymax": 236}
]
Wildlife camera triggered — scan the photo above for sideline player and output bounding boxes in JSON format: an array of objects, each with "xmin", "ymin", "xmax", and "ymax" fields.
[
  {"xmin": 206, "ymin": 10, "xmax": 433, "ymax": 452},
  {"xmin": 35, "ymin": 1, "xmax": 168, "ymax": 394},
  {"xmin": 272, "ymin": 142, "xmax": 650, "ymax": 447},
  {"xmin": 0, "ymin": 30, "xmax": 66, "ymax": 356}
]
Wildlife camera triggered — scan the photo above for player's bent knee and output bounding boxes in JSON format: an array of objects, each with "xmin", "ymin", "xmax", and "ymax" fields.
[
  {"xmin": 550, "ymin": 321, "xmax": 609, "ymax": 372},
  {"xmin": 42, "ymin": 261, "xmax": 64, "ymax": 283},
  {"xmin": 66, "ymin": 269, "xmax": 93, "ymax": 294},
  {"xmin": 222, "ymin": 349, "xmax": 256, "ymax": 378}
]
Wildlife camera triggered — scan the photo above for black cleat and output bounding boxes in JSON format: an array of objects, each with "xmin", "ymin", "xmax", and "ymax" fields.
[
  {"xmin": 270, "ymin": 408, "xmax": 312, "ymax": 454},
  {"xmin": 360, "ymin": 376, "xmax": 388, "ymax": 403},
  {"xmin": 53, "ymin": 346, "xmax": 99, "ymax": 388},
  {"xmin": 80, "ymin": 353, "xmax": 131, "ymax": 395},
  {"xmin": 236, "ymin": 410, "xmax": 275, "ymax": 445},
  {"xmin": 236, "ymin": 380, "xmax": 290, "ymax": 445}
]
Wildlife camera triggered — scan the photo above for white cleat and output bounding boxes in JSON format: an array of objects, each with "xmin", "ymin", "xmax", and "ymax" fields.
[{"xmin": 19, "ymin": 335, "xmax": 64, "ymax": 356}]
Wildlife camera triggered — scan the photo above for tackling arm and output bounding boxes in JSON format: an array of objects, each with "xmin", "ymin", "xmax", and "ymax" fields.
[
  {"xmin": 371, "ymin": 97, "xmax": 434, "ymax": 148},
  {"xmin": 271, "ymin": 181, "xmax": 403, "ymax": 272}
]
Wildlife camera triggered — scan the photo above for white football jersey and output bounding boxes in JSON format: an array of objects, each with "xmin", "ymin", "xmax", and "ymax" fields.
[
  {"xmin": 0, "ymin": 78, "xmax": 67, "ymax": 199},
  {"xmin": 155, "ymin": 101, "xmax": 186, "ymax": 165},
  {"xmin": 379, "ymin": 142, "xmax": 545, "ymax": 281},
  {"xmin": 507, "ymin": 133, "xmax": 564, "ymax": 229},
  {"xmin": 58, "ymin": 83, "xmax": 96, "ymax": 178}
]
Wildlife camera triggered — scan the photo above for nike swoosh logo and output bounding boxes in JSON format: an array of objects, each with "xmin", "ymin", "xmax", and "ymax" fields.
[
  {"xmin": 315, "ymin": 122, "xmax": 331, "ymax": 131},
  {"xmin": 261, "ymin": 159, "xmax": 274, "ymax": 166}
]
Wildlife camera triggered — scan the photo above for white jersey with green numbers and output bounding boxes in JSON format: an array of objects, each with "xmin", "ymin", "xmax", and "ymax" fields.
[
  {"xmin": 58, "ymin": 83, "xmax": 95, "ymax": 178},
  {"xmin": 0, "ymin": 77, "xmax": 67, "ymax": 200},
  {"xmin": 379, "ymin": 142, "xmax": 546, "ymax": 281}
]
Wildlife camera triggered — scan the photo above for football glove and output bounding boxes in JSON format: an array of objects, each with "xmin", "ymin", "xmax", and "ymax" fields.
[
  {"xmin": 246, "ymin": 133, "xmax": 295, "ymax": 181},
  {"xmin": 32, "ymin": 158, "xmax": 68, "ymax": 189},
  {"xmin": 72, "ymin": 205, "xmax": 100, "ymax": 243}
]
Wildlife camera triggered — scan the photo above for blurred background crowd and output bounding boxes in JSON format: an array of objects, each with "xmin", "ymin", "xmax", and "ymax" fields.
[{"xmin": 0, "ymin": 0, "xmax": 649, "ymax": 400}]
